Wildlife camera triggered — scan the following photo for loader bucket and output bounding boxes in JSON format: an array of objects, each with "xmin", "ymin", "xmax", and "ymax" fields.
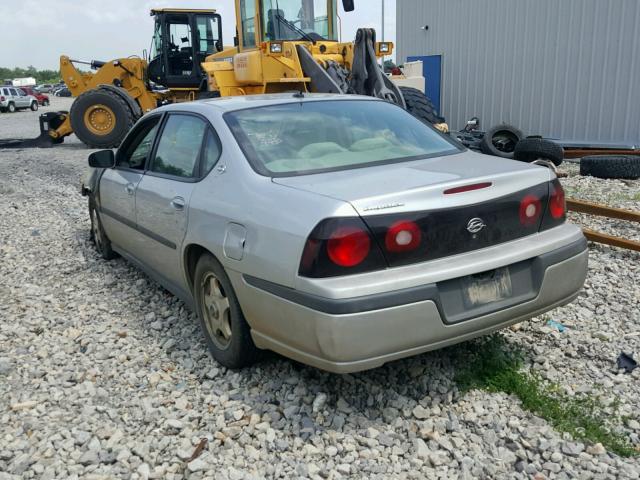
[{"xmin": 0, "ymin": 112, "xmax": 67, "ymax": 149}]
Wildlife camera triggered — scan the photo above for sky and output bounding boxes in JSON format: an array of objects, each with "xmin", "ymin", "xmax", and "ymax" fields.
[{"xmin": 0, "ymin": 0, "xmax": 396, "ymax": 71}]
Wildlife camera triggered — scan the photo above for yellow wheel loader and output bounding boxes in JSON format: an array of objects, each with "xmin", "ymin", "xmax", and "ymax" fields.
[
  {"xmin": 2, "ymin": 8, "xmax": 223, "ymax": 149},
  {"xmin": 2, "ymin": 1, "xmax": 445, "ymax": 149},
  {"xmin": 200, "ymin": 0, "xmax": 444, "ymax": 127}
]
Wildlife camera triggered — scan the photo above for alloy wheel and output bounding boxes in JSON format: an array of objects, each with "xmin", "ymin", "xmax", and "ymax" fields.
[{"xmin": 200, "ymin": 272, "xmax": 232, "ymax": 349}]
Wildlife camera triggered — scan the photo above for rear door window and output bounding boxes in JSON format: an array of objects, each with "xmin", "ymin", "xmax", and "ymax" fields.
[
  {"xmin": 150, "ymin": 114, "xmax": 207, "ymax": 178},
  {"xmin": 9, "ymin": 88, "xmax": 17, "ymax": 96}
]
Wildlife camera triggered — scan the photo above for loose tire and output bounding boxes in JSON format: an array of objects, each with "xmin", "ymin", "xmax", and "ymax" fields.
[
  {"xmin": 70, "ymin": 89, "xmax": 136, "ymax": 148},
  {"xmin": 89, "ymin": 200, "xmax": 117, "ymax": 260},
  {"xmin": 479, "ymin": 124, "xmax": 524, "ymax": 159},
  {"xmin": 399, "ymin": 86, "xmax": 445, "ymax": 125},
  {"xmin": 514, "ymin": 138, "xmax": 564, "ymax": 166},
  {"xmin": 7, "ymin": 103, "xmax": 15, "ymax": 113},
  {"xmin": 580, "ymin": 155, "xmax": 640, "ymax": 180},
  {"xmin": 30, "ymin": 101, "xmax": 38, "ymax": 112},
  {"xmin": 193, "ymin": 254, "xmax": 259, "ymax": 369}
]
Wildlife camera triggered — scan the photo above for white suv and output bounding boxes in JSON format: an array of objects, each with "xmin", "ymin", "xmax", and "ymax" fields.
[{"xmin": 0, "ymin": 86, "xmax": 39, "ymax": 113}]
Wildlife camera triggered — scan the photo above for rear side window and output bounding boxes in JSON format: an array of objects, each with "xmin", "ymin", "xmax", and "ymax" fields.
[
  {"xmin": 150, "ymin": 114, "xmax": 207, "ymax": 178},
  {"xmin": 201, "ymin": 129, "xmax": 222, "ymax": 174},
  {"xmin": 9, "ymin": 88, "xmax": 17, "ymax": 96}
]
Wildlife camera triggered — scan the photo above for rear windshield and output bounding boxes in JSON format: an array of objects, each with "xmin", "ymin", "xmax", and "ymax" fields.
[{"xmin": 224, "ymin": 100, "xmax": 461, "ymax": 176}]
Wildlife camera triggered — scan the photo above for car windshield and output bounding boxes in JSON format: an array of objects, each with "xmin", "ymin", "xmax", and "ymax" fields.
[
  {"xmin": 262, "ymin": 0, "xmax": 337, "ymax": 41},
  {"xmin": 225, "ymin": 100, "xmax": 461, "ymax": 176}
]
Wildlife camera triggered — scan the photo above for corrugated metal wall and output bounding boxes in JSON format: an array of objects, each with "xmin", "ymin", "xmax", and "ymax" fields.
[{"xmin": 396, "ymin": 0, "xmax": 640, "ymax": 144}]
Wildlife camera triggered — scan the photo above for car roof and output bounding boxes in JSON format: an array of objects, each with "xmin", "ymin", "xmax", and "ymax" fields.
[{"xmin": 156, "ymin": 93, "xmax": 381, "ymax": 115}]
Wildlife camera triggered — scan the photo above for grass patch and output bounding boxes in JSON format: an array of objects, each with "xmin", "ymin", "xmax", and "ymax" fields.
[{"xmin": 454, "ymin": 335, "xmax": 637, "ymax": 457}]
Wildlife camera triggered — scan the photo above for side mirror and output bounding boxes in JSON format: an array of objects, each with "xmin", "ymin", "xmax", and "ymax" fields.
[
  {"xmin": 88, "ymin": 150, "xmax": 115, "ymax": 168},
  {"xmin": 342, "ymin": 0, "xmax": 355, "ymax": 12}
]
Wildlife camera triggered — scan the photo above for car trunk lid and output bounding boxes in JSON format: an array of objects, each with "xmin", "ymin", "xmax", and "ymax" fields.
[
  {"xmin": 275, "ymin": 151, "xmax": 555, "ymax": 268},
  {"xmin": 273, "ymin": 150, "xmax": 550, "ymax": 215}
]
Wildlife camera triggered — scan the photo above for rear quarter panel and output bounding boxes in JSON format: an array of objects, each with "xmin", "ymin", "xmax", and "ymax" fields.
[{"xmin": 183, "ymin": 121, "xmax": 355, "ymax": 289}]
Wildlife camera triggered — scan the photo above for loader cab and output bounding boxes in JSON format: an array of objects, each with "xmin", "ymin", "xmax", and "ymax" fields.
[
  {"xmin": 237, "ymin": 0, "xmax": 339, "ymax": 51},
  {"xmin": 148, "ymin": 9, "xmax": 223, "ymax": 89}
]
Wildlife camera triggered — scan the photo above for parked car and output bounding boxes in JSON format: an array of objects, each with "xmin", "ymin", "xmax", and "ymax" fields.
[
  {"xmin": 0, "ymin": 86, "xmax": 39, "ymax": 112},
  {"xmin": 19, "ymin": 87, "xmax": 50, "ymax": 106},
  {"xmin": 54, "ymin": 87, "xmax": 71, "ymax": 97},
  {"xmin": 82, "ymin": 94, "xmax": 588, "ymax": 373},
  {"xmin": 36, "ymin": 84, "xmax": 54, "ymax": 93}
]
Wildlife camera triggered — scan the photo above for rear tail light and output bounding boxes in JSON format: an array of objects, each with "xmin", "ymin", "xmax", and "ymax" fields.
[
  {"xmin": 327, "ymin": 226, "xmax": 370, "ymax": 267},
  {"xmin": 519, "ymin": 195, "xmax": 542, "ymax": 226},
  {"xmin": 299, "ymin": 217, "xmax": 386, "ymax": 278},
  {"xmin": 385, "ymin": 220, "xmax": 422, "ymax": 253},
  {"xmin": 548, "ymin": 181, "xmax": 566, "ymax": 219},
  {"xmin": 0, "ymin": 96, "xmax": 4, "ymax": 101},
  {"xmin": 540, "ymin": 179, "xmax": 567, "ymax": 230},
  {"xmin": 299, "ymin": 181, "xmax": 564, "ymax": 278}
]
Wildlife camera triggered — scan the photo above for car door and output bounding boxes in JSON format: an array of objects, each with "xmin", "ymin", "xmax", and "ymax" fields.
[
  {"xmin": 9, "ymin": 88, "xmax": 24, "ymax": 107},
  {"xmin": 134, "ymin": 113, "xmax": 210, "ymax": 288},
  {"xmin": 98, "ymin": 115, "xmax": 162, "ymax": 255}
]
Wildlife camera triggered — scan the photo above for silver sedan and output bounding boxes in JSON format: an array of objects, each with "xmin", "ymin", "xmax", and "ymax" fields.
[{"xmin": 82, "ymin": 94, "xmax": 588, "ymax": 373}]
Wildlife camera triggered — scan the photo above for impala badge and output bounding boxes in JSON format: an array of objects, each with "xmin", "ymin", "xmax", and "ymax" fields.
[{"xmin": 467, "ymin": 217, "xmax": 486, "ymax": 234}]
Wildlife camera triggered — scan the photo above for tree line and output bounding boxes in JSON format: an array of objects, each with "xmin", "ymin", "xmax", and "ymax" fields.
[{"xmin": 0, "ymin": 66, "xmax": 60, "ymax": 85}]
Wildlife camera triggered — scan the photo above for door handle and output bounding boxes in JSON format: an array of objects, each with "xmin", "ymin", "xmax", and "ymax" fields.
[
  {"xmin": 170, "ymin": 196, "xmax": 185, "ymax": 210},
  {"xmin": 125, "ymin": 183, "xmax": 135, "ymax": 195}
]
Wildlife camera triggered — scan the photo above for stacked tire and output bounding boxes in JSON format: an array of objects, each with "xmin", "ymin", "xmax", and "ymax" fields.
[{"xmin": 514, "ymin": 138, "xmax": 564, "ymax": 166}]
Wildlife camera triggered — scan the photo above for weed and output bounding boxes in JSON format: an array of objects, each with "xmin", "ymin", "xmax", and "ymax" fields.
[{"xmin": 454, "ymin": 335, "xmax": 637, "ymax": 457}]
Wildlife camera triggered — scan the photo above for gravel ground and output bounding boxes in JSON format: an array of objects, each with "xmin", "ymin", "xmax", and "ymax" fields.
[{"xmin": 1, "ymin": 100, "xmax": 639, "ymax": 479}]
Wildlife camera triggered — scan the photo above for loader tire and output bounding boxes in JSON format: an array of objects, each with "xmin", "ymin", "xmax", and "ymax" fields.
[
  {"xmin": 399, "ymin": 86, "xmax": 445, "ymax": 125},
  {"xmin": 580, "ymin": 156, "xmax": 640, "ymax": 180},
  {"xmin": 479, "ymin": 123, "xmax": 524, "ymax": 159},
  {"xmin": 513, "ymin": 138, "xmax": 564, "ymax": 166},
  {"xmin": 70, "ymin": 89, "xmax": 136, "ymax": 148}
]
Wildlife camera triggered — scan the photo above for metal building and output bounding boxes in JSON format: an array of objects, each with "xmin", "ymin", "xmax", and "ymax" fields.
[{"xmin": 396, "ymin": 0, "xmax": 640, "ymax": 144}]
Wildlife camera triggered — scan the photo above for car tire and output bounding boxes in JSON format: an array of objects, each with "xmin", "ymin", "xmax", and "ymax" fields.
[
  {"xmin": 43, "ymin": 100, "xmax": 50, "ymax": 107},
  {"xmin": 398, "ymin": 86, "xmax": 446, "ymax": 125},
  {"xmin": 70, "ymin": 88, "xmax": 136, "ymax": 148},
  {"xmin": 89, "ymin": 200, "xmax": 117, "ymax": 260},
  {"xmin": 193, "ymin": 254, "xmax": 260, "ymax": 369},
  {"xmin": 30, "ymin": 101, "xmax": 38, "ymax": 111},
  {"xmin": 580, "ymin": 155, "xmax": 640, "ymax": 180},
  {"xmin": 479, "ymin": 124, "xmax": 524, "ymax": 159},
  {"xmin": 7, "ymin": 102, "xmax": 15, "ymax": 113},
  {"xmin": 513, "ymin": 138, "xmax": 564, "ymax": 166}
]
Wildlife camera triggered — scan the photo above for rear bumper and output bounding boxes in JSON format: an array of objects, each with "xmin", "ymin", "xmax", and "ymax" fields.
[{"xmin": 231, "ymin": 234, "xmax": 588, "ymax": 373}]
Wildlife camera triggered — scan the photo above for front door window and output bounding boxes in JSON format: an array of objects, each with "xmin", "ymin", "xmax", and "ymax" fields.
[{"xmin": 117, "ymin": 117, "xmax": 161, "ymax": 170}]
